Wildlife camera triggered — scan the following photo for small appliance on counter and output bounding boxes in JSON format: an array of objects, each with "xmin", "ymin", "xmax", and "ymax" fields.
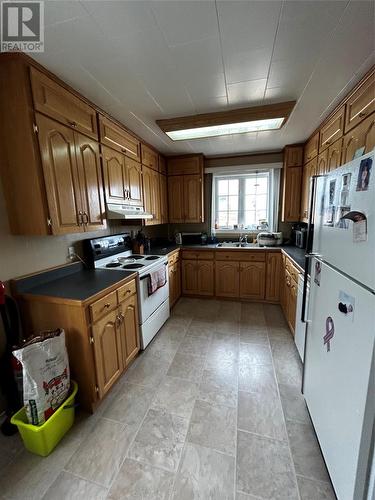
[
  {"xmin": 257, "ymin": 231, "xmax": 283, "ymax": 247},
  {"xmin": 175, "ymin": 232, "xmax": 182, "ymax": 245},
  {"xmin": 179, "ymin": 232, "xmax": 206, "ymax": 246},
  {"xmin": 291, "ymin": 223, "xmax": 308, "ymax": 248}
]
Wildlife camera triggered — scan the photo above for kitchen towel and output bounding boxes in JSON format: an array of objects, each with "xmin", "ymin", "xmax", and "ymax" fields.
[{"xmin": 148, "ymin": 266, "xmax": 167, "ymax": 295}]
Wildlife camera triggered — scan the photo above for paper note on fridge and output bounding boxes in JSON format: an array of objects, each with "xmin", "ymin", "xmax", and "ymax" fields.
[{"xmin": 340, "ymin": 211, "xmax": 368, "ymax": 243}]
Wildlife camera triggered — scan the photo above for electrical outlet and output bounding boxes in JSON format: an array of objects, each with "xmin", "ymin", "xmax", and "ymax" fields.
[{"xmin": 68, "ymin": 246, "xmax": 75, "ymax": 261}]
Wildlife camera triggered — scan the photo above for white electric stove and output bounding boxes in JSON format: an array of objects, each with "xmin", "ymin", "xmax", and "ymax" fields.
[{"xmin": 83, "ymin": 233, "xmax": 170, "ymax": 349}]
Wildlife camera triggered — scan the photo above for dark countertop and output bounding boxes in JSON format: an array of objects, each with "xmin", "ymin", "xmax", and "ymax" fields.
[
  {"xmin": 147, "ymin": 243, "xmax": 306, "ymax": 272},
  {"xmin": 13, "ymin": 262, "xmax": 136, "ymax": 302}
]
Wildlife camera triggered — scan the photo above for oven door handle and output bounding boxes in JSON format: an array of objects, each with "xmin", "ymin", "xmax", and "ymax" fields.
[{"xmin": 140, "ymin": 262, "xmax": 168, "ymax": 281}]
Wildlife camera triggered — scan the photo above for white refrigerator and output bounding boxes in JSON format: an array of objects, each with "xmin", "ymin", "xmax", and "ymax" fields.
[{"xmin": 302, "ymin": 150, "xmax": 375, "ymax": 500}]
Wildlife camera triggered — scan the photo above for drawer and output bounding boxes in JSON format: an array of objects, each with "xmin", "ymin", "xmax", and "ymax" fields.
[
  {"xmin": 345, "ymin": 70, "xmax": 375, "ymax": 133},
  {"xmin": 90, "ymin": 291, "xmax": 117, "ymax": 322},
  {"xmin": 168, "ymin": 251, "xmax": 180, "ymax": 265},
  {"xmin": 141, "ymin": 144, "xmax": 158, "ymax": 170},
  {"xmin": 98, "ymin": 115, "xmax": 141, "ymax": 161},
  {"xmin": 304, "ymin": 132, "xmax": 319, "ymax": 163},
  {"xmin": 319, "ymin": 106, "xmax": 345, "ymax": 151},
  {"xmin": 284, "ymin": 258, "xmax": 300, "ymax": 283},
  {"xmin": 117, "ymin": 280, "xmax": 137, "ymax": 302},
  {"xmin": 30, "ymin": 67, "xmax": 98, "ymax": 139},
  {"xmin": 182, "ymin": 250, "xmax": 214, "ymax": 260},
  {"xmin": 215, "ymin": 251, "xmax": 265, "ymax": 262}
]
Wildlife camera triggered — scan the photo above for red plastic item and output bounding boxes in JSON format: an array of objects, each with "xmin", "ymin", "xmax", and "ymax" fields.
[{"xmin": 0, "ymin": 281, "xmax": 5, "ymax": 305}]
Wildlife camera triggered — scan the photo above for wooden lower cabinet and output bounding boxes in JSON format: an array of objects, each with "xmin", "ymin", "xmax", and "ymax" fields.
[
  {"xmin": 182, "ymin": 259, "xmax": 214, "ymax": 296},
  {"xmin": 92, "ymin": 308, "xmax": 123, "ymax": 398},
  {"xmin": 280, "ymin": 256, "xmax": 299, "ymax": 335},
  {"xmin": 169, "ymin": 252, "xmax": 181, "ymax": 308},
  {"xmin": 215, "ymin": 261, "xmax": 239, "ymax": 298},
  {"xmin": 119, "ymin": 294, "xmax": 140, "ymax": 367},
  {"xmin": 265, "ymin": 253, "xmax": 281, "ymax": 302},
  {"xmin": 239, "ymin": 262, "xmax": 265, "ymax": 300}
]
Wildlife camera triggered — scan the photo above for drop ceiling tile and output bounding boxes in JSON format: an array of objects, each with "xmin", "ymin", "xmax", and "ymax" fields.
[
  {"xmin": 185, "ymin": 73, "xmax": 227, "ymax": 100},
  {"xmin": 149, "ymin": 0, "xmax": 218, "ymax": 47},
  {"xmin": 263, "ymin": 87, "xmax": 298, "ymax": 104},
  {"xmin": 170, "ymin": 36, "xmax": 223, "ymax": 79},
  {"xmin": 227, "ymin": 79, "xmax": 267, "ymax": 106},
  {"xmin": 192, "ymin": 96, "xmax": 229, "ymax": 114},
  {"xmin": 44, "ymin": 0, "xmax": 88, "ymax": 27},
  {"xmin": 223, "ymin": 47, "xmax": 272, "ymax": 84}
]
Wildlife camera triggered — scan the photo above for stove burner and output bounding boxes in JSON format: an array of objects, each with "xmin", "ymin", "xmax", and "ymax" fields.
[
  {"xmin": 144, "ymin": 256, "xmax": 159, "ymax": 261},
  {"xmin": 106, "ymin": 262, "xmax": 121, "ymax": 268},
  {"xmin": 129, "ymin": 255, "xmax": 144, "ymax": 260},
  {"xmin": 122, "ymin": 263, "xmax": 145, "ymax": 270}
]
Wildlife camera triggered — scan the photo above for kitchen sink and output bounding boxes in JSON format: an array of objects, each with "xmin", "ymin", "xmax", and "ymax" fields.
[{"xmin": 216, "ymin": 242, "xmax": 256, "ymax": 248}]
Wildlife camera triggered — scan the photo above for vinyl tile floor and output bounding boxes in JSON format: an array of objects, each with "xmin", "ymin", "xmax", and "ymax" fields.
[{"xmin": 0, "ymin": 299, "xmax": 336, "ymax": 500}]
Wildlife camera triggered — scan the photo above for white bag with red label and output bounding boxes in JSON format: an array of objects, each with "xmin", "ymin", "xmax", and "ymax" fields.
[{"xmin": 13, "ymin": 329, "xmax": 70, "ymax": 425}]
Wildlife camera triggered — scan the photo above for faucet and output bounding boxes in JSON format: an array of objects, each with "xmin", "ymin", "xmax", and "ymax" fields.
[{"xmin": 239, "ymin": 233, "xmax": 248, "ymax": 247}]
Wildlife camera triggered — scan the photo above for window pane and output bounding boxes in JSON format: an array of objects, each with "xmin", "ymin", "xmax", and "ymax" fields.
[
  {"xmin": 256, "ymin": 177, "xmax": 268, "ymax": 193},
  {"xmin": 218, "ymin": 179, "xmax": 228, "ymax": 195},
  {"xmin": 246, "ymin": 178, "xmax": 257, "ymax": 194},
  {"xmin": 257, "ymin": 194, "xmax": 267, "ymax": 210},
  {"xmin": 228, "ymin": 211, "xmax": 238, "ymax": 226},
  {"xmin": 228, "ymin": 195, "xmax": 238, "ymax": 211},
  {"xmin": 228, "ymin": 179, "xmax": 239, "ymax": 195},
  {"xmin": 218, "ymin": 196, "xmax": 228, "ymax": 211}
]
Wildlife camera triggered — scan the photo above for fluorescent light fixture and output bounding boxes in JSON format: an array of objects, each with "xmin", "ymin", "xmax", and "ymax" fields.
[
  {"xmin": 165, "ymin": 118, "xmax": 284, "ymax": 141},
  {"xmin": 156, "ymin": 101, "xmax": 295, "ymax": 141}
]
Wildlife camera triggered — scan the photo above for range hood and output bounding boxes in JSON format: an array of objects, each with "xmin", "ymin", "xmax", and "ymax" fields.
[{"xmin": 106, "ymin": 203, "xmax": 153, "ymax": 220}]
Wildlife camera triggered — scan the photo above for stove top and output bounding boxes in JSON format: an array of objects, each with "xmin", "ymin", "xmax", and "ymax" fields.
[
  {"xmin": 122, "ymin": 263, "xmax": 145, "ymax": 270},
  {"xmin": 96, "ymin": 251, "xmax": 166, "ymax": 276}
]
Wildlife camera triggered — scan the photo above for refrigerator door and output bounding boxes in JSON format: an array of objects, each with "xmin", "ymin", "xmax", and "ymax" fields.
[
  {"xmin": 312, "ymin": 151, "xmax": 375, "ymax": 291},
  {"xmin": 303, "ymin": 258, "xmax": 375, "ymax": 500}
]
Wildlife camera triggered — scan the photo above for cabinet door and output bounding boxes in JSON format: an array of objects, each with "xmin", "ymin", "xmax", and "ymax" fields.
[
  {"xmin": 98, "ymin": 115, "xmax": 141, "ymax": 161},
  {"xmin": 197, "ymin": 261, "xmax": 214, "ymax": 296},
  {"xmin": 345, "ymin": 71, "xmax": 375, "ymax": 132},
  {"xmin": 101, "ymin": 146, "xmax": 127, "ymax": 204},
  {"xmin": 316, "ymin": 149, "xmax": 328, "ymax": 174},
  {"xmin": 304, "ymin": 132, "xmax": 319, "ymax": 163},
  {"xmin": 75, "ymin": 133, "xmax": 106, "ymax": 231},
  {"xmin": 125, "ymin": 157, "xmax": 143, "ymax": 206},
  {"xmin": 342, "ymin": 113, "xmax": 375, "ymax": 164},
  {"xmin": 92, "ymin": 309, "xmax": 123, "ymax": 398},
  {"xmin": 285, "ymin": 146, "xmax": 303, "ymax": 167},
  {"xmin": 300, "ymin": 157, "xmax": 317, "ymax": 222},
  {"xmin": 142, "ymin": 165, "xmax": 153, "ymax": 221},
  {"xmin": 327, "ymin": 139, "xmax": 342, "ymax": 172},
  {"xmin": 215, "ymin": 261, "xmax": 239, "ymax": 298},
  {"xmin": 282, "ymin": 166, "xmax": 303, "ymax": 222},
  {"xmin": 159, "ymin": 155, "xmax": 167, "ymax": 175},
  {"xmin": 168, "ymin": 175, "xmax": 184, "ymax": 223},
  {"xmin": 141, "ymin": 144, "xmax": 158, "ymax": 171},
  {"xmin": 119, "ymin": 294, "xmax": 140, "ymax": 367},
  {"xmin": 159, "ymin": 174, "xmax": 168, "ymax": 224},
  {"xmin": 265, "ymin": 253, "xmax": 281, "ymax": 302},
  {"xmin": 184, "ymin": 175, "xmax": 203, "ymax": 223},
  {"xmin": 288, "ymin": 279, "xmax": 298, "ymax": 335},
  {"xmin": 167, "ymin": 155, "xmax": 202, "ymax": 175},
  {"xmin": 152, "ymin": 170, "xmax": 161, "ymax": 224},
  {"xmin": 239, "ymin": 262, "xmax": 266, "ymax": 300},
  {"xmin": 182, "ymin": 260, "xmax": 198, "ymax": 295},
  {"xmin": 319, "ymin": 106, "xmax": 344, "ymax": 151},
  {"xmin": 36, "ymin": 113, "xmax": 82, "ymax": 234}
]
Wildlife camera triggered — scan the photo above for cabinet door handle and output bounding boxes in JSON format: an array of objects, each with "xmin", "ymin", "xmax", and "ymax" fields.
[
  {"xmin": 359, "ymin": 111, "xmax": 367, "ymax": 118},
  {"xmin": 78, "ymin": 211, "xmax": 84, "ymax": 225},
  {"xmin": 104, "ymin": 302, "xmax": 111, "ymax": 308},
  {"xmin": 68, "ymin": 120, "xmax": 77, "ymax": 127},
  {"xmin": 83, "ymin": 212, "xmax": 89, "ymax": 224},
  {"xmin": 121, "ymin": 147, "xmax": 127, "ymax": 153}
]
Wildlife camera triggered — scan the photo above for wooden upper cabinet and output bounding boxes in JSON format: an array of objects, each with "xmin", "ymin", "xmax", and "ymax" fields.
[
  {"xmin": 75, "ymin": 133, "xmax": 106, "ymax": 231},
  {"xmin": 125, "ymin": 157, "xmax": 143, "ymax": 206},
  {"xmin": 159, "ymin": 155, "xmax": 167, "ymax": 175},
  {"xmin": 119, "ymin": 294, "xmax": 140, "ymax": 367},
  {"xmin": 159, "ymin": 174, "xmax": 168, "ymax": 224},
  {"xmin": 31, "ymin": 68, "xmax": 97, "ymax": 139},
  {"xmin": 92, "ymin": 309, "xmax": 123, "ymax": 399},
  {"xmin": 184, "ymin": 175, "xmax": 203, "ymax": 223},
  {"xmin": 143, "ymin": 166, "xmax": 160, "ymax": 225},
  {"xmin": 265, "ymin": 253, "xmax": 281, "ymax": 302},
  {"xmin": 98, "ymin": 115, "xmax": 141, "ymax": 161},
  {"xmin": 342, "ymin": 112, "xmax": 375, "ymax": 165},
  {"xmin": 239, "ymin": 262, "xmax": 266, "ymax": 300},
  {"xmin": 141, "ymin": 144, "xmax": 158, "ymax": 171},
  {"xmin": 345, "ymin": 70, "xmax": 375, "ymax": 133},
  {"xmin": 36, "ymin": 113, "xmax": 82, "ymax": 234},
  {"xmin": 101, "ymin": 146, "xmax": 127, "ymax": 204},
  {"xmin": 316, "ymin": 149, "xmax": 328, "ymax": 175},
  {"xmin": 327, "ymin": 138, "xmax": 343, "ymax": 172},
  {"xmin": 304, "ymin": 132, "xmax": 319, "ymax": 163},
  {"xmin": 215, "ymin": 261, "xmax": 239, "ymax": 298},
  {"xmin": 284, "ymin": 146, "xmax": 303, "ymax": 167},
  {"xmin": 319, "ymin": 106, "xmax": 345, "ymax": 152},
  {"xmin": 196, "ymin": 261, "xmax": 214, "ymax": 296},
  {"xmin": 300, "ymin": 157, "xmax": 317, "ymax": 222},
  {"xmin": 167, "ymin": 155, "xmax": 203, "ymax": 175},
  {"xmin": 168, "ymin": 175, "xmax": 185, "ymax": 223}
]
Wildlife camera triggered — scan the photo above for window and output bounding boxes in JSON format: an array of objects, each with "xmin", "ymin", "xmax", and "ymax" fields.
[{"xmin": 212, "ymin": 170, "xmax": 279, "ymax": 232}]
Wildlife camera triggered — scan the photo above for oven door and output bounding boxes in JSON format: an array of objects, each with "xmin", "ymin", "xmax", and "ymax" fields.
[{"xmin": 138, "ymin": 263, "xmax": 169, "ymax": 324}]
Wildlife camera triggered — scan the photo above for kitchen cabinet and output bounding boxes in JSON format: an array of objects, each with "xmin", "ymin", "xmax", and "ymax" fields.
[
  {"xmin": 167, "ymin": 155, "xmax": 204, "ymax": 223},
  {"xmin": 182, "ymin": 258, "xmax": 214, "ymax": 296},
  {"xmin": 182, "ymin": 260, "xmax": 199, "ymax": 295},
  {"xmin": 141, "ymin": 144, "xmax": 159, "ymax": 171},
  {"xmin": 30, "ymin": 67, "xmax": 98, "ymax": 139},
  {"xmin": 215, "ymin": 261, "xmax": 240, "ymax": 298},
  {"xmin": 159, "ymin": 174, "xmax": 168, "ymax": 224},
  {"xmin": 300, "ymin": 157, "xmax": 317, "ymax": 222},
  {"xmin": 319, "ymin": 106, "xmax": 345, "ymax": 152},
  {"xmin": 126, "ymin": 157, "xmax": 143, "ymax": 206},
  {"xmin": 284, "ymin": 146, "xmax": 303, "ymax": 167},
  {"xmin": 168, "ymin": 251, "xmax": 181, "ymax": 308},
  {"xmin": 281, "ymin": 145, "xmax": 303, "ymax": 223},
  {"xmin": 36, "ymin": 113, "xmax": 106, "ymax": 234},
  {"xmin": 239, "ymin": 262, "xmax": 266, "ymax": 300},
  {"xmin": 98, "ymin": 114, "xmax": 141, "ymax": 161},
  {"xmin": 92, "ymin": 308, "xmax": 123, "ymax": 398},
  {"xmin": 303, "ymin": 132, "xmax": 319, "ymax": 163},
  {"xmin": 327, "ymin": 138, "xmax": 343, "ymax": 172},
  {"xmin": 15, "ymin": 277, "xmax": 140, "ymax": 412},
  {"xmin": 316, "ymin": 149, "xmax": 328, "ymax": 174},
  {"xmin": 341, "ymin": 112, "xmax": 375, "ymax": 164},
  {"xmin": 280, "ymin": 255, "xmax": 300, "ymax": 335},
  {"xmin": 265, "ymin": 252, "xmax": 281, "ymax": 302},
  {"xmin": 143, "ymin": 165, "xmax": 161, "ymax": 225},
  {"xmin": 344, "ymin": 70, "xmax": 375, "ymax": 133},
  {"xmin": 159, "ymin": 155, "xmax": 167, "ymax": 175}
]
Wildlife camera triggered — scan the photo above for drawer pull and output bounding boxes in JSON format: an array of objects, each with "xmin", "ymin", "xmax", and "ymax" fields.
[
  {"xmin": 68, "ymin": 120, "xmax": 77, "ymax": 127},
  {"xmin": 359, "ymin": 111, "xmax": 367, "ymax": 118},
  {"xmin": 104, "ymin": 302, "xmax": 111, "ymax": 308}
]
